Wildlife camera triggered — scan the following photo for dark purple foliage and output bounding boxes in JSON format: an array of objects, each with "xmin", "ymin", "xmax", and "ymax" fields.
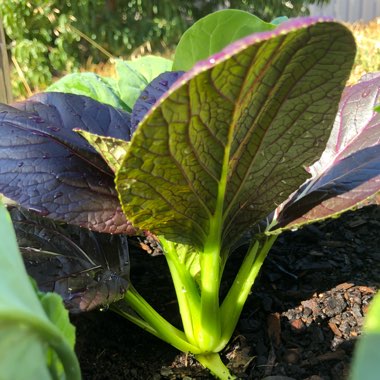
[
  {"xmin": 131, "ymin": 71, "xmax": 184, "ymax": 131},
  {"xmin": 275, "ymin": 74, "xmax": 380, "ymax": 229},
  {"xmin": 11, "ymin": 206, "xmax": 130, "ymax": 313},
  {"xmin": 0, "ymin": 92, "xmax": 135, "ymax": 234}
]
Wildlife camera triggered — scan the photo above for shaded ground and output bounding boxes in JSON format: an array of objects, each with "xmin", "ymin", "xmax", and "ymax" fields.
[{"xmin": 73, "ymin": 205, "xmax": 380, "ymax": 379}]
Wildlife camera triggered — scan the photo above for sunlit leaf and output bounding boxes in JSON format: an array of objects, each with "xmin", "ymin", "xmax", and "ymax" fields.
[
  {"xmin": 116, "ymin": 56, "xmax": 173, "ymax": 109},
  {"xmin": 76, "ymin": 130, "xmax": 130, "ymax": 173},
  {"xmin": 173, "ymin": 9, "xmax": 275, "ymax": 71},
  {"xmin": 116, "ymin": 19, "xmax": 355, "ymax": 250},
  {"xmin": 47, "ymin": 72, "xmax": 129, "ymax": 111}
]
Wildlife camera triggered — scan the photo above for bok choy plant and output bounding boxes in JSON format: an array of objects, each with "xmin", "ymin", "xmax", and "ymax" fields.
[{"xmin": 0, "ymin": 10, "xmax": 379, "ymax": 379}]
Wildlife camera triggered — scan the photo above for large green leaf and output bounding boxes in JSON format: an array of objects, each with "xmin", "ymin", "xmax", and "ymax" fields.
[
  {"xmin": 0, "ymin": 329, "xmax": 51, "ymax": 380},
  {"xmin": 116, "ymin": 19, "xmax": 356, "ymax": 250},
  {"xmin": 173, "ymin": 9, "xmax": 275, "ymax": 71},
  {"xmin": 116, "ymin": 56, "xmax": 173, "ymax": 110}
]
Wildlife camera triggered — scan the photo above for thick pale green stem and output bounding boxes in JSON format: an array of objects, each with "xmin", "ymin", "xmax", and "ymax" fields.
[
  {"xmin": 118, "ymin": 286, "xmax": 202, "ymax": 354},
  {"xmin": 217, "ymin": 235, "xmax": 277, "ymax": 351},
  {"xmin": 198, "ymin": 240, "xmax": 221, "ymax": 352},
  {"xmin": 111, "ymin": 305, "xmax": 160, "ymax": 338},
  {"xmin": 0, "ymin": 311, "xmax": 81, "ymax": 380},
  {"xmin": 161, "ymin": 240, "xmax": 201, "ymax": 345},
  {"xmin": 195, "ymin": 105, "xmax": 236, "ymax": 352},
  {"xmin": 196, "ymin": 353, "xmax": 236, "ymax": 380}
]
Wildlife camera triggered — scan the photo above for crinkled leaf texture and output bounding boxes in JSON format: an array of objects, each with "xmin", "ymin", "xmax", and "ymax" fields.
[
  {"xmin": 0, "ymin": 202, "xmax": 78, "ymax": 379},
  {"xmin": 131, "ymin": 71, "xmax": 185, "ymax": 131},
  {"xmin": 0, "ymin": 92, "xmax": 135, "ymax": 234},
  {"xmin": 10, "ymin": 206, "xmax": 130, "ymax": 313},
  {"xmin": 274, "ymin": 73, "xmax": 380, "ymax": 231},
  {"xmin": 116, "ymin": 18, "xmax": 356, "ymax": 250}
]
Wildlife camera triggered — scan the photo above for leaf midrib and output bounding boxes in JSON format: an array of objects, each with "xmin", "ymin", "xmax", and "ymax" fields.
[{"xmin": 221, "ymin": 34, "xmax": 290, "ymax": 222}]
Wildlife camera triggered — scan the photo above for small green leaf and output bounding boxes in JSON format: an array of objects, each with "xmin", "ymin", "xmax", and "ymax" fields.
[
  {"xmin": 116, "ymin": 56, "xmax": 173, "ymax": 109},
  {"xmin": 364, "ymin": 292, "xmax": 380, "ymax": 332},
  {"xmin": 173, "ymin": 9, "xmax": 275, "ymax": 71},
  {"xmin": 40, "ymin": 293, "xmax": 76, "ymax": 349},
  {"xmin": 47, "ymin": 72, "xmax": 128, "ymax": 111},
  {"xmin": 76, "ymin": 129, "xmax": 130, "ymax": 173},
  {"xmin": 350, "ymin": 292, "xmax": 380, "ymax": 380},
  {"xmin": 39, "ymin": 292, "xmax": 76, "ymax": 377}
]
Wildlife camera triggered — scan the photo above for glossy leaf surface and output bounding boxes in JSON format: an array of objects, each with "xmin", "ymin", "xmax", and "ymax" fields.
[
  {"xmin": 0, "ymin": 92, "xmax": 134, "ymax": 234},
  {"xmin": 11, "ymin": 206, "xmax": 130, "ymax": 313},
  {"xmin": 131, "ymin": 71, "xmax": 184, "ymax": 131},
  {"xmin": 275, "ymin": 74, "xmax": 380, "ymax": 230},
  {"xmin": 116, "ymin": 18, "xmax": 356, "ymax": 250},
  {"xmin": 173, "ymin": 9, "xmax": 275, "ymax": 71}
]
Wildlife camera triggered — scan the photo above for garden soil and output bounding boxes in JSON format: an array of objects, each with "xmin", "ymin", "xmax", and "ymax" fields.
[{"xmin": 73, "ymin": 205, "xmax": 380, "ymax": 380}]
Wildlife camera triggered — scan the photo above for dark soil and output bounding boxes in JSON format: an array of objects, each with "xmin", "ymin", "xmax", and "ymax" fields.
[{"xmin": 73, "ymin": 205, "xmax": 380, "ymax": 380}]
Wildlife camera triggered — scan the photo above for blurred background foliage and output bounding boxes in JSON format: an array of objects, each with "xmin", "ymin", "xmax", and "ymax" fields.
[{"xmin": 0, "ymin": 0, "xmax": 345, "ymax": 98}]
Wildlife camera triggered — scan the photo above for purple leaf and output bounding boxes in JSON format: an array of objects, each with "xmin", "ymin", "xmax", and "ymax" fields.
[
  {"xmin": 0, "ymin": 92, "xmax": 135, "ymax": 234},
  {"xmin": 10, "ymin": 207, "xmax": 130, "ymax": 313},
  {"xmin": 309, "ymin": 72, "xmax": 380, "ymax": 176},
  {"xmin": 14, "ymin": 92, "xmax": 133, "ymax": 170},
  {"xmin": 131, "ymin": 71, "xmax": 184, "ymax": 131},
  {"xmin": 275, "ymin": 74, "xmax": 380, "ymax": 230}
]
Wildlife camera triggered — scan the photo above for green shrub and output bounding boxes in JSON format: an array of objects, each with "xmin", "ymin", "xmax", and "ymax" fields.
[{"xmin": 1, "ymin": 0, "xmax": 330, "ymax": 97}]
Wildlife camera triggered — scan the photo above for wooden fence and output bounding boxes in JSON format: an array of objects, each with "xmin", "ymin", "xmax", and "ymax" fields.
[
  {"xmin": 309, "ymin": 0, "xmax": 380, "ymax": 22},
  {"xmin": 0, "ymin": 18, "xmax": 12, "ymax": 104}
]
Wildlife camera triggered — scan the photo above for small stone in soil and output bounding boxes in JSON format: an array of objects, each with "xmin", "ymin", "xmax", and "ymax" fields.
[{"xmin": 289, "ymin": 318, "xmax": 305, "ymax": 333}]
